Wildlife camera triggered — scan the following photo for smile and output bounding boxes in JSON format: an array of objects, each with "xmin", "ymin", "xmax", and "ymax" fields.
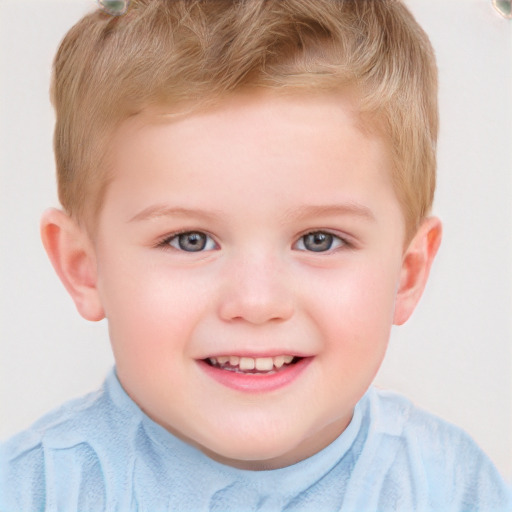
[
  {"xmin": 207, "ymin": 355, "xmax": 298, "ymax": 373},
  {"xmin": 199, "ymin": 355, "xmax": 312, "ymax": 393}
]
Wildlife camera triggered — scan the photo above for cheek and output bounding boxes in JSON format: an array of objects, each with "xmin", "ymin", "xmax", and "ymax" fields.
[
  {"xmin": 305, "ymin": 258, "xmax": 400, "ymax": 351},
  {"xmin": 99, "ymin": 259, "xmax": 212, "ymax": 364}
]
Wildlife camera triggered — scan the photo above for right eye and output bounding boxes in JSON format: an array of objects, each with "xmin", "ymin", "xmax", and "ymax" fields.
[{"xmin": 164, "ymin": 231, "xmax": 217, "ymax": 252}]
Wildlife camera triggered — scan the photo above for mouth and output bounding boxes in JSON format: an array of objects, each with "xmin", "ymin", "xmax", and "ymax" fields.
[
  {"xmin": 205, "ymin": 355, "xmax": 301, "ymax": 374},
  {"xmin": 199, "ymin": 354, "xmax": 311, "ymax": 392}
]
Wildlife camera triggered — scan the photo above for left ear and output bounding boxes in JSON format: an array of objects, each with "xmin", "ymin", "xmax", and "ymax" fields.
[{"xmin": 393, "ymin": 217, "xmax": 442, "ymax": 325}]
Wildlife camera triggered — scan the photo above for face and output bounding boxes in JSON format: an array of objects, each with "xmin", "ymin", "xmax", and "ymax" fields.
[{"xmin": 92, "ymin": 90, "xmax": 407, "ymax": 469}]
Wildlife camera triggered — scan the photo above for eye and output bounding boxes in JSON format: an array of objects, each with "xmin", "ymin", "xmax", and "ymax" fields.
[
  {"xmin": 165, "ymin": 231, "xmax": 217, "ymax": 252},
  {"xmin": 294, "ymin": 231, "xmax": 346, "ymax": 252}
]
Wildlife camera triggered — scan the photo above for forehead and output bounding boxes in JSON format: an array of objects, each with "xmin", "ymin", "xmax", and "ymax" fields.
[
  {"xmin": 101, "ymin": 89, "xmax": 400, "ymax": 230},
  {"xmin": 110, "ymin": 88, "xmax": 387, "ymax": 174},
  {"xmin": 118, "ymin": 87, "xmax": 373, "ymax": 143}
]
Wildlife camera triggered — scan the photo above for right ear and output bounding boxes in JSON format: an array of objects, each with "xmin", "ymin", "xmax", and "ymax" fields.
[{"xmin": 40, "ymin": 208, "xmax": 105, "ymax": 322}]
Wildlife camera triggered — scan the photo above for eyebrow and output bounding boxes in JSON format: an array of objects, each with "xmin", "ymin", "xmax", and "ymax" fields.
[
  {"xmin": 281, "ymin": 203, "xmax": 375, "ymax": 222},
  {"xmin": 128, "ymin": 202, "xmax": 375, "ymax": 224},
  {"xmin": 128, "ymin": 205, "xmax": 223, "ymax": 223}
]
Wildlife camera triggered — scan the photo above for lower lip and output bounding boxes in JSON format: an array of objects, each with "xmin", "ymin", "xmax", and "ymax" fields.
[{"xmin": 198, "ymin": 357, "xmax": 312, "ymax": 393}]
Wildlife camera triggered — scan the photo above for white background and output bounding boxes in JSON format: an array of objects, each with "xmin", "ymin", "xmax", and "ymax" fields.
[{"xmin": 1, "ymin": 0, "xmax": 511, "ymax": 481}]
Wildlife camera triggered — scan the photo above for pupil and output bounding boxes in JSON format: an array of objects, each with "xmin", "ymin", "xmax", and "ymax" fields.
[
  {"xmin": 179, "ymin": 232, "xmax": 206, "ymax": 251},
  {"xmin": 305, "ymin": 232, "xmax": 332, "ymax": 252}
]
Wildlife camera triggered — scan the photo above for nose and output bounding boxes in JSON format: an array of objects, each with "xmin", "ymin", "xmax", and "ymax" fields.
[{"xmin": 217, "ymin": 251, "xmax": 295, "ymax": 325}]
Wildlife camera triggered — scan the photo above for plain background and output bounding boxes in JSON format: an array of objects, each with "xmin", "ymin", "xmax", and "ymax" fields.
[{"xmin": 1, "ymin": 0, "xmax": 511, "ymax": 481}]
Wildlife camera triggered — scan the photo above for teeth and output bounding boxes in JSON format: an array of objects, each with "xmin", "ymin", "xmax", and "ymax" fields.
[
  {"xmin": 273, "ymin": 355, "xmax": 285, "ymax": 368},
  {"xmin": 208, "ymin": 355, "xmax": 297, "ymax": 371},
  {"xmin": 255, "ymin": 357, "xmax": 273, "ymax": 371},
  {"xmin": 239, "ymin": 357, "xmax": 255, "ymax": 370}
]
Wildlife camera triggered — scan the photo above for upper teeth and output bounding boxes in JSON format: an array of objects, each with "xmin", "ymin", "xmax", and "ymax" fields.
[{"xmin": 208, "ymin": 355, "xmax": 295, "ymax": 371}]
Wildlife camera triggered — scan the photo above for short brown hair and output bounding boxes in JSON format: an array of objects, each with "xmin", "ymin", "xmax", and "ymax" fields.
[{"xmin": 51, "ymin": 0, "xmax": 438, "ymax": 238}]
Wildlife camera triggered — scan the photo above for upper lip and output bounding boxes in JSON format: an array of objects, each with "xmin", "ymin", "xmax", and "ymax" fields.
[{"xmin": 199, "ymin": 351, "xmax": 313, "ymax": 359}]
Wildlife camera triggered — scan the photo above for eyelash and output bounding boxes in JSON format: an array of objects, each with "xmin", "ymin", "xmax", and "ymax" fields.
[
  {"xmin": 157, "ymin": 230, "xmax": 218, "ymax": 252},
  {"xmin": 157, "ymin": 230, "xmax": 350, "ymax": 254},
  {"xmin": 294, "ymin": 231, "xmax": 348, "ymax": 253}
]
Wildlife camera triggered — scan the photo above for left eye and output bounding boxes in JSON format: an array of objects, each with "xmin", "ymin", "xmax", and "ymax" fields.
[
  {"xmin": 166, "ymin": 231, "xmax": 217, "ymax": 252},
  {"xmin": 294, "ymin": 231, "xmax": 345, "ymax": 252}
]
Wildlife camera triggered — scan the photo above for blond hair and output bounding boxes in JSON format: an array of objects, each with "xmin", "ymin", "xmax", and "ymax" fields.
[{"xmin": 51, "ymin": 0, "xmax": 438, "ymax": 238}]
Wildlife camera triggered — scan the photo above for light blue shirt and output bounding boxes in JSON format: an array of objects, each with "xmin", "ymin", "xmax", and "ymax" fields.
[{"xmin": 1, "ymin": 369, "xmax": 510, "ymax": 511}]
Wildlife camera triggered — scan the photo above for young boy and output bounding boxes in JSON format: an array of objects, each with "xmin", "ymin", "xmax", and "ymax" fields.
[{"xmin": 1, "ymin": 0, "xmax": 510, "ymax": 510}]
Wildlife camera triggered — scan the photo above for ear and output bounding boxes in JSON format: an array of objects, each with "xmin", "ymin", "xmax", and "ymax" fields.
[
  {"xmin": 393, "ymin": 217, "xmax": 442, "ymax": 325},
  {"xmin": 40, "ymin": 208, "xmax": 105, "ymax": 322}
]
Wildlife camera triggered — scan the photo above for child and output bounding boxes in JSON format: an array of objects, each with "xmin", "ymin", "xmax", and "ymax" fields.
[{"xmin": 1, "ymin": 0, "xmax": 510, "ymax": 510}]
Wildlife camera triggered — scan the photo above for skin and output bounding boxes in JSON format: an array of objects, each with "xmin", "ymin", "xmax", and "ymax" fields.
[{"xmin": 41, "ymin": 89, "xmax": 441, "ymax": 470}]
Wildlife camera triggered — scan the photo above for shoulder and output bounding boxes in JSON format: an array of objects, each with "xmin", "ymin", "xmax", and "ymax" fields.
[
  {"xmin": 366, "ymin": 387, "xmax": 473, "ymax": 446},
  {"xmin": 366, "ymin": 387, "xmax": 493, "ymax": 463},
  {"xmin": 358, "ymin": 387, "xmax": 512, "ymax": 511},
  {"xmin": 0, "ymin": 371, "xmax": 139, "ymax": 511},
  {"xmin": 2, "ymin": 384, "xmax": 109, "ymax": 457}
]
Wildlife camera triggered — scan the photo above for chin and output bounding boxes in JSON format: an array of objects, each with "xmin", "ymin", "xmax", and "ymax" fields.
[
  {"xmin": 194, "ymin": 426, "xmax": 308, "ymax": 470},
  {"xmin": 201, "ymin": 444, "xmax": 296, "ymax": 470}
]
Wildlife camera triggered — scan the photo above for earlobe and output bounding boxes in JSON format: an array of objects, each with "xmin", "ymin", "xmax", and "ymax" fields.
[
  {"xmin": 393, "ymin": 217, "xmax": 442, "ymax": 325},
  {"xmin": 40, "ymin": 208, "xmax": 105, "ymax": 322}
]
